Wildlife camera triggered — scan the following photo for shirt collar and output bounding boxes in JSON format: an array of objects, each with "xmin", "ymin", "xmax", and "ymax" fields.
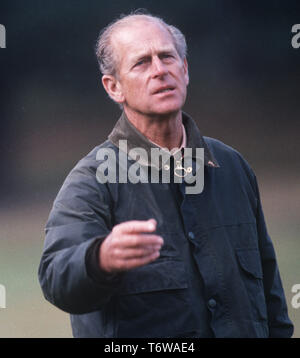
[
  {"xmin": 108, "ymin": 111, "xmax": 220, "ymax": 170},
  {"xmin": 148, "ymin": 123, "xmax": 186, "ymax": 156}
]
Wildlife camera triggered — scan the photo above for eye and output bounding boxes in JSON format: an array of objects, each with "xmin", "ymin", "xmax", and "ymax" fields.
[
  {"xmin": 162, "ymin": 54, "xmax": 172, "ymax": 58},
  {"xmin": 134, "ymin": 58, "xmax": 149, "ymax": 68},
  {"xmin": 135, "ymin": 60, "xmax": 144, "ymax": 66}
]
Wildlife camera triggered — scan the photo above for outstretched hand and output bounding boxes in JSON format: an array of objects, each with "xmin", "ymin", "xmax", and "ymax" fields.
[{"xmin": 99, "ymin": 219, "xmax": 163, "ymax": 273}]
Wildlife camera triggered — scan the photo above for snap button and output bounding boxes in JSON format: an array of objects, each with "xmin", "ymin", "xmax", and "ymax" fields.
[
  {"xmin": 164, "ymin": 164, "xmax": 170, "ymax": 170},
  {"xmin": 208, "ymin": 298, "xmax": 217, "ymax": 308},
  {"xmin": 188, "ymin": 231, "xmax": 195, "ymax": 240}
]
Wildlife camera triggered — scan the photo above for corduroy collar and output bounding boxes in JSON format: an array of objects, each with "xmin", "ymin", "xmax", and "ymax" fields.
[{"xmin": 108, "ymin": 111, "xmax": 220, "ymax": 170}]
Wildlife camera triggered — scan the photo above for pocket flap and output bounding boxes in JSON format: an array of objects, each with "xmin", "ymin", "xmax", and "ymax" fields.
[
  {"xmin": 118, "ymin": 259, "xmax": 188, "ymax": 295},
  {"xmin": 236, "ymin": 248, "xmax": 263, "ymax": 279}
]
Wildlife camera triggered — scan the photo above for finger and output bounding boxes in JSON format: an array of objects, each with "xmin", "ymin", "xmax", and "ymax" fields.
[
  {"xmin": 116, "ymin": 234, "xmax": 164, "ymax": 248},
  {"xmin": 113, "ymin": 219, "xmax": 157, "ymax": 235},
  {"xmin": 118, "ymin": 251, "xmax": 160, "ymax": 271},
  {"xmin": 116, "ymin": 244, "xmax": 162, "ymax": 259}
]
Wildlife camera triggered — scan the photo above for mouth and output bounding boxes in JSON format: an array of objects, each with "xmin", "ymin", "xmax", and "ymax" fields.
[{"xmin": 153, "ymin": 86, "xmax": 175, "ymax": 95}]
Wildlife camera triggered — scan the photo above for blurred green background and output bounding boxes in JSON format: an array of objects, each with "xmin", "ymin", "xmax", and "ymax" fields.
[{"xmin": 0, "ymin": 0, "xmax": 299, "ymax": 337}]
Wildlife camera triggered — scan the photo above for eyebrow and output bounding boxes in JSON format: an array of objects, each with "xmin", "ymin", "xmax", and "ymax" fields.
[{"xmin": 130, "ymin": 47, "xmax": 177, "ymax": 65}]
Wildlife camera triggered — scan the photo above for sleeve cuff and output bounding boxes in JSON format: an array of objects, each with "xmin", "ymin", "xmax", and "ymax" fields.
[{"xmin": 85, "ymin": 237, "xmax": 122, "ymax": 284}]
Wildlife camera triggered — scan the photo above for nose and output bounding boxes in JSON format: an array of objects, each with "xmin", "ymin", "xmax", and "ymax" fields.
[{"xmin": 151, "ymin": 56, "xmax": 168, "ymax": 78}]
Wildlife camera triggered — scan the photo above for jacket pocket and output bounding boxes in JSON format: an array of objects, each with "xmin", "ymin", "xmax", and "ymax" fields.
[
  {"xmin": 119, "ymin": 258, "xmax": 187, "ymax": 295},
  {"xmin": 115, "ymin": 258, "xmax": 198, "ymax": 338},
  {"xmin": 235, "ymin": 248, "xmax": 268, "ymax": 321},
  {"xmin": 236, "ymin": 248, "xmax": 263, "ymax": 279}
]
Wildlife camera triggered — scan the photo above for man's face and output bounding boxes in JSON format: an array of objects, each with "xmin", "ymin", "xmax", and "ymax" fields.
[{"xmin": 109, "ymin": 20, "xmax": 189, "ymax": 117}]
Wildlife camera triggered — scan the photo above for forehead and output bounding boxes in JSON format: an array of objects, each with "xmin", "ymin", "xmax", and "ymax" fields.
[{"xmin": 111, "ymin": 20, "xmax": 177, "ymax": 64}]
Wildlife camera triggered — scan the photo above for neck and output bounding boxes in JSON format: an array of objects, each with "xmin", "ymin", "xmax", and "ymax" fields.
[{"xmin": 124, "ymin": 107, "xmax": 183, "ymax": 151}]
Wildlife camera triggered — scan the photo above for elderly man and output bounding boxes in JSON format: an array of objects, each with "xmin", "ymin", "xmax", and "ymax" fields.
[{"xmin": 38, "ymin": 12, "xmax": 294, "ymax": 338}]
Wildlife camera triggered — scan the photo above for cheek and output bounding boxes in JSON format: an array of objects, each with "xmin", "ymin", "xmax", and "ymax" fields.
[{"xmin": 126, "ymin": 80, "xmax": 146, "ymax": 98}]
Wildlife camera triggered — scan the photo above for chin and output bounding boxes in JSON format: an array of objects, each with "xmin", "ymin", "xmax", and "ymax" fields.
[
  {"xmin": 151, "ymin": 97, "xmax": 183, "ymax": 112},
  {"xmin": 151, "ymin": 103, "xmax": 183, "ymax": 116}
]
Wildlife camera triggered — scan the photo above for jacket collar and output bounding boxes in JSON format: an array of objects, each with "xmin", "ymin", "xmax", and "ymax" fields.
[{"xmin": 108, "ymin": 111, "xmax": 220, "ymax": 170}]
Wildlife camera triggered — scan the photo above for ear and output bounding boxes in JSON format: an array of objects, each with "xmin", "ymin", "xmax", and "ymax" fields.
[
  {"xmin": 102, "ymin": 75, "xmax": 125, "ymax": 104},
  {"xmin": 183, "ymin": 58, "xmax": 189, "ymax": 86}
]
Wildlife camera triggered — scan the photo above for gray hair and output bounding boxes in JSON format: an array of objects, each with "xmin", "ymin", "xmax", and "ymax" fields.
[{"xmin": 95, "ymin": 11, "xmax": 187, "ymax": 77}]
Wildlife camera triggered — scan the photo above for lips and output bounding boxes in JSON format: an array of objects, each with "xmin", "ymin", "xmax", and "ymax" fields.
[{"xmin": 153, "ymin": 86, "xmax": 175, "ymax": 95}]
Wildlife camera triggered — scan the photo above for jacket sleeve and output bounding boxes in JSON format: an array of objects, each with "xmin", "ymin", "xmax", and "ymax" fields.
[
  {"xmin": 38, "ymin": 154, "xmax": 122, "ymax": 314},
  {"xmin": 253, "ymin": 175, "xmax": 294, "ymax": 338}
]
